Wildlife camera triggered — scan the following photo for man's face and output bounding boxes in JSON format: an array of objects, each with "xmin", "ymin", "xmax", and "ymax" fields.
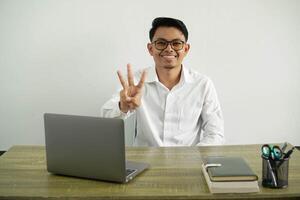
[{"xmin": 147, "ymin": 27, "xmax": 190, "ymax": 70}]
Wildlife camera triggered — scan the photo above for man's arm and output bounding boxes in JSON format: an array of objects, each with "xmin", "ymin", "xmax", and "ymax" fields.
[
  {"xmin": 100, "ymin": 93, "xmax": 130, "ymax": 118},
  {"xmin": 197, "ymin": 79, "xmax": 225, "ymax": 145}
]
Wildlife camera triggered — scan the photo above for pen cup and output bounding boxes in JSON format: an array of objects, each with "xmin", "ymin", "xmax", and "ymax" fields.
[{"xmin": 262, "ymin": 156, "xmax": 289, "ymax": 188}]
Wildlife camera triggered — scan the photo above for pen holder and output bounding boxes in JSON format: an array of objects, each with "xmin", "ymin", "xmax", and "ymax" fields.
[{"xmin": 262, "ymin": 156, "xmax": 289, "ymax": 188}]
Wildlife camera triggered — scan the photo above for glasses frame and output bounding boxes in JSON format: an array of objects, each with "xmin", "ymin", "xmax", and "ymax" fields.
[{"xmin": 152, "ymin": 39, "xmax": 186, "ymax": 51}]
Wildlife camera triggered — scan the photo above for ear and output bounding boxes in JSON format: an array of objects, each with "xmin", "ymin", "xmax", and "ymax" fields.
[
  {"xmin": 184, "ymin": 43, "xmax": 190, "ymax": 54},
  {"xmin": 147, "ymin": 43, "xmax": 154, "ymax": 56}
]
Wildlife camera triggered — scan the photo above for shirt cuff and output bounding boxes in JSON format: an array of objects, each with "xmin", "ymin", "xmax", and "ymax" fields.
[{"xmin": 118, "ymin": 102, "xmax": 135, "ymax": 119}]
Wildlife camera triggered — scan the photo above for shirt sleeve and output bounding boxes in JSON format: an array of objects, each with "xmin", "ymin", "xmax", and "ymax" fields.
[
  {"xmin": 100, "ymin": 92, "xmax": 134, "ymax": 119},
  {"xmin": 197, "ymin": 78, "xmax": 225, "ymax": 146}
]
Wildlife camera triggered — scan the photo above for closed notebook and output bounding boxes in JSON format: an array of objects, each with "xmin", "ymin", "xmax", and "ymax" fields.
[
  {"xmin": 205, "ymin": 156, "xmax": 258, "ymax": 182},
  {"xmin": 201, "ymin": 164, "xmax": 259, "ymax": 193}
]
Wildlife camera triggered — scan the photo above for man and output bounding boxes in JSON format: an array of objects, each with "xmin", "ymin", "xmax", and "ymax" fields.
[{"xmin": 101, "ymin": 17, "xmax": 224, "ymax": 146}]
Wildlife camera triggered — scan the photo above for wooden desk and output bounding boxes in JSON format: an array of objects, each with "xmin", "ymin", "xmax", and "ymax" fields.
[{"xmin": 0, "ymin": 144, "xmax": 299, "ymax": 200}]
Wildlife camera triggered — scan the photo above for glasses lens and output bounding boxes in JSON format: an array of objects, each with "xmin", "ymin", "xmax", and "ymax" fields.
[
  {"xmin": 171, "ymin": 40, "xmax": 184, "ymax": 50},
  {"xmin": 155, "ymin": 40, "xmax": 168, "ymax": 50}
]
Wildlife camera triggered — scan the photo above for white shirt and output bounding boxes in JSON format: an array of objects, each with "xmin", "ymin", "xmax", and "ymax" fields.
[{"xmin": 100, "ymin": 66, "xmax": 224, "ymax": 146}]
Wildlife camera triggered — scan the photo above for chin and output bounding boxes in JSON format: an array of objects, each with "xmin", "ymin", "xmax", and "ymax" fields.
[
  {"xmin": 163, "ymin": 65, "xmax": 176, "ymax": 69},
  {"xmin": 163, "ymin": 62, "xmax": 181, "ymax": 69},
  {"xmin": 161, "ymin": 61, "xmax": 178, "ymax": 68}
]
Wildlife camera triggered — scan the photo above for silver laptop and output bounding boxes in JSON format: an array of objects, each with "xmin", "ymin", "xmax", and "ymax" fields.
[{"xmin": 44, "ymin": 113, "xmax": 149, "ymax": 183}]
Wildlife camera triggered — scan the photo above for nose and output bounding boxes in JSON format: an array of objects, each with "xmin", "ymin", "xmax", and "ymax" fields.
[{"xmin": 164, "ymin": 43, "xmax": 174, "ymax": 52}]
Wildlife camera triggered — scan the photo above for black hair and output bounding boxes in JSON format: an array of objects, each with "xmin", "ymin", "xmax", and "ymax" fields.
[{"xmin": 149, "ymin": 17, "xmax": 188, "ymax": 42}]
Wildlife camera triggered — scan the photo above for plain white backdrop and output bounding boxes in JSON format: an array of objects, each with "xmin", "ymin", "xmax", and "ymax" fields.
[{"xmin": 0, "ymin": 0, "xmax": 299, "ymax": 150}]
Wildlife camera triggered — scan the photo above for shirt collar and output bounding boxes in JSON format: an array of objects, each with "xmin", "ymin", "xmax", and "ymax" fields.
[
  {"xmin": 145, "ymin": 65, "xmax": 193, "ymax": 84},
  {"xmin": 145, "ymin": 66, "xmax": 159, "ymax": 83}
]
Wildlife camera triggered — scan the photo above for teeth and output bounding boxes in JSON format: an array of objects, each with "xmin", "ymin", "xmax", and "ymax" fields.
[{"xmin": 162, "ymin": 55, "xmax": 176, "ymax": 58}]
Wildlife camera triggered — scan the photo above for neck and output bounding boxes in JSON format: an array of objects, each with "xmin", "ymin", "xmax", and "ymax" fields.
[{"xmin": 156, "ymin": 65, "xmax": 182, "ymax": 90}]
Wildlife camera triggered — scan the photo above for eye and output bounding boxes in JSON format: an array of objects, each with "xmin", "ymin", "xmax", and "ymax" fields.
[
  {"xmin": 172, "ymin": 42, "xmax": 182, "ymax": 47},
  {"xmin": 156, "ymin": 41, "xmax": 167, "ymax": 46}
]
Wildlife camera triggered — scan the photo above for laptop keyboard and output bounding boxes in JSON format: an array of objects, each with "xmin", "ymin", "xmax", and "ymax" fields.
[{"xmin": 126, "ymin": 169, "xmax": 137, "ymax": 176}]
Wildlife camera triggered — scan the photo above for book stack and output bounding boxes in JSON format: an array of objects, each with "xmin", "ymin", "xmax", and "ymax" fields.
[{"xmin": 201, "ymin": 156, "xmax": 259, "ymax": 193}]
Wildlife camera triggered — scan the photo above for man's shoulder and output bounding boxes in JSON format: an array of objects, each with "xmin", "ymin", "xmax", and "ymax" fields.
[
  {"xmin": 184, "ymin": 67, "xmax": 211, "ymax": 84},
  {"xmin": 135, "ymin": 67, "xmax": 152, "ymax": 76},
  {"xmin": 134, "ymin": 66, "xmax": 156, "ymax": 83}
]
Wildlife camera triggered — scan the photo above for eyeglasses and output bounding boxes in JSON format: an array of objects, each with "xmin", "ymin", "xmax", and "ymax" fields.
[{"xmin": 152, "ymin": 39, "xmax": 185, "ymax": 51}]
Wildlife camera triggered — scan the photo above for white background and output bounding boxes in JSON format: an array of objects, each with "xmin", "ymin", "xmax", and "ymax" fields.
[{"xmin": 0, "ymin": 0, "xmax": 299, "ymax": 150}]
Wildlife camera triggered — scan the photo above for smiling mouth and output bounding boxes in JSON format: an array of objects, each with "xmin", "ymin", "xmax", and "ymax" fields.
[{"xmin": 161, "ymin": 55, "xmax": 177, "ymax": 59}]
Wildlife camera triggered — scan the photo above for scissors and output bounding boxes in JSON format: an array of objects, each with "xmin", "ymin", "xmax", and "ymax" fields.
[{"xmin": 261, "ymin": 144, "xmax": 283, "ymax": 160}]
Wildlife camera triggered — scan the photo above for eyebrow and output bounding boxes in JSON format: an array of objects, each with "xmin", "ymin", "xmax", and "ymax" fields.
[{"xmin": 154, "ymin": 38, "xmax": 184, "ymax": 41}]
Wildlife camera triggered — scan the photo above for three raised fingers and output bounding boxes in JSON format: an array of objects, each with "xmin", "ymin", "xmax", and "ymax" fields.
[{"xmin": 117, "ymin": 63, "xmax": 147, "ymax": 94}]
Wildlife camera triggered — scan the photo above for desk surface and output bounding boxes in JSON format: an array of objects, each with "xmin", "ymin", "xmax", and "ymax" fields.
[{"xmin": 0, "ymin": 144, "xmax": 299, "ymax": 200}]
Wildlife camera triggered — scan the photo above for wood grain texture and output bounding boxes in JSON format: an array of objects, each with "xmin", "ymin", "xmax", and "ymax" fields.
[{"xmin": 0, "ymin": 144, "xmax": 299, "ymax": 200}]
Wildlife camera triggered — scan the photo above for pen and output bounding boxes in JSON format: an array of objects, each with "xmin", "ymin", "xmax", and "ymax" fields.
[
  {"xmin": 277, "ymin": 146, "xmax": 295, "ymax": 168},
  {"xmin": 283, "ymin": 147, "xmax": 295, "ymax": 159},
  {"xmin": 281, "ymin": 142, "xmax": 288, "ymax": 153}
]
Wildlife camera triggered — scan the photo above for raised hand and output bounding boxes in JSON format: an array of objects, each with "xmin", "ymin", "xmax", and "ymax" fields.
[{"xmin": 117, "ymin": 64, "xmax": 147, "ymax": 113}]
